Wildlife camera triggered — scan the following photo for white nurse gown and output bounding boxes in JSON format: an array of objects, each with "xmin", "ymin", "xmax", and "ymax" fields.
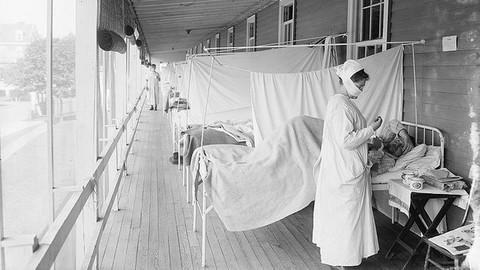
[{"xmin": 312, "ymin": 94, "xmax": 379, "ymax": 266}]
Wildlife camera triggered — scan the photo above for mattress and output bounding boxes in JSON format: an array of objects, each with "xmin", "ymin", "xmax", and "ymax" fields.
[{"xmin": 371, "ymin": 170, "xmax": 403, "ymax": 189}]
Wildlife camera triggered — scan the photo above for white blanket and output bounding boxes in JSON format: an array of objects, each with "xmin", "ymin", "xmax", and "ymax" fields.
[{"xmin": 192, "ymin": 116, "xmax": 324, "ymax": 231}]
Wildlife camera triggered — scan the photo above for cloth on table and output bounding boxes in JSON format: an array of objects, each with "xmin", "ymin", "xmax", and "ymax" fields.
[
  {"xmin": 388, "ymin": 179, "xmax": 468, "ymax": 233},
  {"xmin": 191, "ymin": 116, "xmax": 323, "ymax": 231}
]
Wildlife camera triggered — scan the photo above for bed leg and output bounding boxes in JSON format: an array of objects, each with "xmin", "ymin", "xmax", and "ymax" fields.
[
  {"xmin": 201, "ymin": 189, "xmax": 207, "ymax": 267},
  {"xmin": 193, "ymin": 199, "xmax": 197, "ymax": 232},
  {"xmin": 177, "ymin": 128, "xmax": 182, "ymax": 171},
  {"xmin": 182, "ymin": 162, "xmax": 186, "ymax": 186},
  {"xmin": 191, "ymin": 168, "xmax": 195, "ymax": 206},
  {"xmin": 186, "ymin": 166, "xmax": 190, "ymax": 203},
  {"xmin": 391, "ymin": 207, "xmax": 399, "ymax": 224}
]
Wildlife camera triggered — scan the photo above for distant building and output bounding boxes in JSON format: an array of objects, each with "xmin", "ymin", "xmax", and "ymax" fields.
[
  {"xmin": 0, "ymin": 22, "xmax": 39, "ymax": 66},
  {"xmin": 0, "ymin": 22, "xmax": 38, "ymax": 99}
]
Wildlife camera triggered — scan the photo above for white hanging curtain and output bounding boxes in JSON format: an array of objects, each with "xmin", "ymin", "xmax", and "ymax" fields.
[
  {"xmin": 251, "ymin": 45, "xmax": 404, "ymax": 143},
  {"xmin": 186, "ymin": 46, "xmax": 326, "ymax": 124}
]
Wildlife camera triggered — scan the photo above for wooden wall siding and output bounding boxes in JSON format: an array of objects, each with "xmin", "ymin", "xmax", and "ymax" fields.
[
  {"xmin": 234, "ymin": 19, "xmax": 247, "ymax": 51},
  {"xmin": 295, "ymin": 0, "xmax": 347, "ymax": 44},
  {"xmin": 256, "ymin": 2, "xmax": 278, "ymax": 46},
  {"xmin": 390, "ymin": 0, "xmax": 480, "ymax": 180}
]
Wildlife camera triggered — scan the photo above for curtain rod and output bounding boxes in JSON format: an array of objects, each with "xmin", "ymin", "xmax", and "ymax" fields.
[
  {"xmin": 184, "ymin": 39, "xmax": 425, "ymax": 59},
  {"xmin": 205, "ymin": 39, "xmax": 426, "ymax": 53}
]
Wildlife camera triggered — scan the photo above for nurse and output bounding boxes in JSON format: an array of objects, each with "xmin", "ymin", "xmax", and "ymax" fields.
[
  {"xmin": 312, "ymin": 59, "xmax": 383, "ymax": 267},
  {"xmin": 147, "ymin": 64, "xmax": 161, "ymax": 110}
]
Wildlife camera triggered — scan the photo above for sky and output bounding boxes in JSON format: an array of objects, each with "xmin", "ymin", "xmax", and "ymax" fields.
[{"xmin": 0, "ymin": 0, "xmax": 76, "ymax": 38}]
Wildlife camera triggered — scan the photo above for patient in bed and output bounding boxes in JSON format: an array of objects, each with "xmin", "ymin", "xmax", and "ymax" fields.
[{"xmin": 368, "ymin": 119, "xmax": 414, "ymax": 175}]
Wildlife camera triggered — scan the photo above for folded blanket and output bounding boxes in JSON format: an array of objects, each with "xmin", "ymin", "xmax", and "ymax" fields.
[
  {"xmin": 192, "ymin": 115, "xmax": 324, "ymax": 231},
  {"xmin": 181, "ymin": 127, "xmax": 248, "ymax": 166}
]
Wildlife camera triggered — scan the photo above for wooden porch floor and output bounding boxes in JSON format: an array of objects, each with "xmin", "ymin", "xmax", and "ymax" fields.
[{"xmin": 98, "ymin": 110, "xmax": 428, "ymax": 270}]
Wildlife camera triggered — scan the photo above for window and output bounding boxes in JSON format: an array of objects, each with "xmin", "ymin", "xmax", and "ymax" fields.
[
  {"xmin": 227, "ymin": 27, "xmax": 234, "ymax": 52},
  {"xmin": 193, "ymin": 45, "xmax": 197, "ymax": 55},
  {"xmin": 15, "ymin": 30, "xmax": 24, "ymax": 41},
  {"xmin": 279, "ymin": 0, "xmax": 295, "ymax": 45},
  {"xmin": 214, "ymin": 33, "xmax": 220, "ymax": 53},
  {"xmin": 206, "ymin": 39, "xmax": 211, "ymax": 49},
  {"xmin": 246, "ymin": 15, "xmax": 256, "ymax": 52},
  {"xmin": 349, "ymin": 0, "xmax": 389, "ymax": 59},
  {"xmin": 199, "ymin": 42, "xmax": 203, "ymax": 53}
]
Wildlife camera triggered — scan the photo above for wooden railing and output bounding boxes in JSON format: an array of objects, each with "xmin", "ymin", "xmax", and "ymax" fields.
[{"xmin": 26, "ymin": 89, "xmax": 147, "ymax": 270}]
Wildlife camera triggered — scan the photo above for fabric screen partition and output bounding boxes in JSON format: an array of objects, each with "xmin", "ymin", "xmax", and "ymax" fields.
[
  {"xmin": 250, "ymin": 45, "xmax": 404, "ymax": 143},
  {"xmin": 160, "ymin": 64, "xmax": 178, "ymax": 89},
  {"xmin": 186, "ymin": 46, "xmax": 327, "ymax": 125}
]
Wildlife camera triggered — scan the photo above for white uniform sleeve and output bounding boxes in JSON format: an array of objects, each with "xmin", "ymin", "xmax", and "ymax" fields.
[{"xmin": 330, "ymin": 103, "xmax": 374, "ymax": 151}]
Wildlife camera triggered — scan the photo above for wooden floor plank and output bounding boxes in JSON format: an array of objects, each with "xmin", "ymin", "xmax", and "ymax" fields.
[
  {"xmin": 243, "ymin": 230, "xmax": 275, "ymax": 270},
  {"xmin": 281, "ymin": 217, "xmax": 324, "ymax": 268},
  {"xmin": 201, "ymin": 204, "xmax": 228, "ymax": 269},
  {"xmin": 209, "ymin": 213, "xmax": 240, "ymax": 270},
  {"xmin": 232, "ymin": 231, "xmax": 264, "ymax": 269},
  {"xmin": 253, "ymin": 226, "xmax": 291, "ymax": 270},
  {"xmin": 275, "ymin": 220, "xmax": 324, "ymax": 269},
  {"xmin": 99, "ymin": 201, "xmax": 125, "ymax": 270},
  {"xmin": 171, "ymin": 165, "xmax": 195, "ymax": 270},
  {"xmin": 148, "ymin": 154, "xmax": 161, "ymax": 269},
  {"xmin": 99, "ymin": 110, "xmax": 428, "ymax": 270},
  {"xmin": 221, "ymin": 228, "xmax": 253, "ymax": 270},
  {"xmin": 135, "ymin": 127, "xmax": 152, "ymax": 270},
  {"xmin": 111, "ymin": 124, "xmax": 146, "ymax": 270},
  {"xmin": 111, "ymin": 176, "xmax": 137, "ymax": 270},
  {"xmin": 123, "ymin": 152, "xmax": 145, "ymax": 269},
  {"xmin": 267, "ymin": 223, "xmax": 311, "ymax": 269},
  {"xmin": 164, "ymin": 153, "xmax": 183, "ymax": 270}
]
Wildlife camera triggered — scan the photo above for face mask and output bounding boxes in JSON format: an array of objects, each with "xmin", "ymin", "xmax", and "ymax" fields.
[
  {"xmin": 343, "ymin": 77, "xmax": 363, "ymax": 98},
  {"xmin": 335, "ymin": 60, "xmax": 364, "ymax": 98}
]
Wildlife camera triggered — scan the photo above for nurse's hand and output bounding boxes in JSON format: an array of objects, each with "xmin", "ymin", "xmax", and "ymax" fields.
[{"xmin": 371, "ymin": 116, "xmax": 383, "ymax": 131}]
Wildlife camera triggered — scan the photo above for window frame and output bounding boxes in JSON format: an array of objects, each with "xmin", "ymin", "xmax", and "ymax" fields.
[
  {"xmin": 246, "ymin": 15, "xmax": 256, "ymax": 52},
  {"xmin": 347, "ymin": 0, "xmax": 390, "ymax": 59},
  {"xmin": 278, "ymin": 0, "xmax": 295, "ymax": 45},
  {"xmin": 214, "ymin": 33, "xmax": 220, "ymax": 53},
  {"xmin": 227, "ymin": 27, "xmax": 234, "ymax": 52}
]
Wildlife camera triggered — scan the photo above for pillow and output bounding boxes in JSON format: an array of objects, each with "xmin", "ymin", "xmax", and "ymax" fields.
[
  {"xmin": 388, "ymin": 144, "xmax": 427, "ymax": 171},
  {"xmin": 405, "ymin": 146, "xmax": 441, "ymax": 171}
]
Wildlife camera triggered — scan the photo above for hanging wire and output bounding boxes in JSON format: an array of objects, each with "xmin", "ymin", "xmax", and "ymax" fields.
[
  {"xmin": 201, "ymin": 39, "xmax": 426, "ymax": 56},
  {"xmin": 412, "ymin": 43, "xmax": 419, "ymax": 140},
  {"xmin": 185, "ymin": 59, "xmax": 193, "ymax": 129},
  {"xmin": 198, "ymin": 40, "xmax": 424, "ymax": 75}
]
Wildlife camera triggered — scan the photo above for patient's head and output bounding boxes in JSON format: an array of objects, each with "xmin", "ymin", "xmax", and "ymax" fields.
[{"xmin": 385, "ymin": 140, "xmax": 403, "ymax": 158}]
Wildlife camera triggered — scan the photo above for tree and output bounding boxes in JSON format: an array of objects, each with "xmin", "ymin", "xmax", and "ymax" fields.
[{"xmin": 1, "ymin": 34, "xmax": 76, "ymax": 100}]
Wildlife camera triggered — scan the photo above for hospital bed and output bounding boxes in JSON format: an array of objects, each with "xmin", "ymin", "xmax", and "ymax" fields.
[
  {"xmin": 190, "ymin": 116, "xmax": 323, "ymax": 267},
  {"xmin": 371, "ymin": 121, "xmax": 445, "ymax": 191},
  {"xmin": 192, "ymin": 119, "xmax": 445, "ymax": 266},
  {"xmin": 371, "ymin": 121, "xmax": 446, "ymax": 224},
  {"xmin": 178, "ymin": 120, "xmax": 254, "ymax": 203}
]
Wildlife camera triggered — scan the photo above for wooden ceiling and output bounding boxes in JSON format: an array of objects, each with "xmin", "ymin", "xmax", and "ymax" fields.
[{"xmin": 131, "ymin": 0, "xmax": 277, "ymax": 62}]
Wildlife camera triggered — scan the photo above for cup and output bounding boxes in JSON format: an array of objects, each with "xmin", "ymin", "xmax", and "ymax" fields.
[
  {"xmin": 409, "ymin": 177, "xmax": 425, "ymax": 190},
  {"xmin": 402, "ymin": 171, "xmax": 415, "ymax": 185}
]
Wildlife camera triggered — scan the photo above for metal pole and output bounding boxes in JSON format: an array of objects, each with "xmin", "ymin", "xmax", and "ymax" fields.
[
  {"xmin": 0, "ymin": 109, "xmax": 6, "ymax": 270},
  {"xmin": 46, "ymin": 0, "xmax": 56, "ymax": 268}
]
